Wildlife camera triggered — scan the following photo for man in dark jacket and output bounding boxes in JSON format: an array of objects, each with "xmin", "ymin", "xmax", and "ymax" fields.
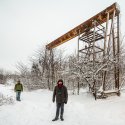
[
  {"xmin": 52, "ymin": 79, "xmax": 68, "ymax": 121},
  {"xmin": 14, "ymin": 80, "xmax": 23, "ymax": 101}
]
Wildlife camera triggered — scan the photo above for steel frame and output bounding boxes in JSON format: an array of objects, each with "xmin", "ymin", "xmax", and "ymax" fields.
[
  {"xmin": 78, "ymin": 9, "xmax": 120, "ymax": 99},
  {"xmin": 46, "ymin": 3, "xmax": 121, "ymax": 98}
]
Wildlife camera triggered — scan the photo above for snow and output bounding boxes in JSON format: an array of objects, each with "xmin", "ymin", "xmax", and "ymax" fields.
[{"xmin": 0, "ymin": 84, "xmax": 125, "ymax": 125}]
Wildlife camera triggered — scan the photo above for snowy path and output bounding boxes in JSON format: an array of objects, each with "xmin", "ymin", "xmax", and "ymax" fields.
[{"xmin": 0, "ymin": 85, "xmax": 125, "ymax": 125}]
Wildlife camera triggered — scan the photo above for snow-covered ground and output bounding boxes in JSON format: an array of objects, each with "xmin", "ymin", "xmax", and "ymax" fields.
[{"xmin": 0, "ymin": 84, "xmax": 125, "ymax": 125}]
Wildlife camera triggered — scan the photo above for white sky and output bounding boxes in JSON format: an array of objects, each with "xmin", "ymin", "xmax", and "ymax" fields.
[{"xmin": 0, "ymin": 0, "xmax": 125, "ymax": 72}]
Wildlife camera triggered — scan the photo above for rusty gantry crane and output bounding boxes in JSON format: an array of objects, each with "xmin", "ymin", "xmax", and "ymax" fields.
[{"xmin": 46, "ymin": 3, "xmax": 121, "ymax": 99}]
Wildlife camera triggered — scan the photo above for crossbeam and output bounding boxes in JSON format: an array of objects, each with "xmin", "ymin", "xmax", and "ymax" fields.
[
  {"xmin": 46, "ymin": 3, "xmax": 120, "ymax": 50},
  {"xmin": 79, "ymin": 31, "xmax": 104, "ymax": 43}
]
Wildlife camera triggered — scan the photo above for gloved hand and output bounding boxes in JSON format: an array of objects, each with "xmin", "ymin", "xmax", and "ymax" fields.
[
  {"xmin": 64, "ymin": 101, "xmax": 67, "ymax": 104},
  {"xmin": 53, "ymin": 99, "xmax": 55, "ymax": 103}
]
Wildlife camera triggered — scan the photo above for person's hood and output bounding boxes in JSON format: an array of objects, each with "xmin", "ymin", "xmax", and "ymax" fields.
[{"xmin": 57, "ymin": 79, "xmax": 63, "ymax": 85}]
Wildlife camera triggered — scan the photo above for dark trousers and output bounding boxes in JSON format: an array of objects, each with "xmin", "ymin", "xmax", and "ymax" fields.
[
  {"xmin": 16, "ymin": 91, "xmax": 21, "ymax": 101},
  {"xmin": 55, "ymin": 103, "xmax": 64, "ymax": 118}
]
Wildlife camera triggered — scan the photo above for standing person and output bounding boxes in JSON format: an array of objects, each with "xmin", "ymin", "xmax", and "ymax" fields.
[
  {"xmin": 14, "ymin": 80, "xmax": 23, "ymax": 101},
  {"xmin": 52, "ymin": 79, "xmax": 68, "ymax": 121}
]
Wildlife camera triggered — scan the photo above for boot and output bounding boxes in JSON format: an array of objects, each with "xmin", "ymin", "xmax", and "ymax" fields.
[
  {"xmin": 52, "ymin": 117, "xmax": 58, "ymax": 121},
  {"xmin": 60, "ymin": 116, "xmax": 64, "ymax": 121}
]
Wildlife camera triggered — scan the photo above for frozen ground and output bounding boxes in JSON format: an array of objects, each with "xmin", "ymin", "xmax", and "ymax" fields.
[{"xmin": 0, "ymin": 84, "xmax": 125, "ymax": 125}]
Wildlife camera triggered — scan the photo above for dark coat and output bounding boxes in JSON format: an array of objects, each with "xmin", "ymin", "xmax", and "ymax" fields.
[
  {"xmin": 14, "ymin": 83, "xmax": 23, "ymax": 91},
  {"xmin": 53, "ymin": 85, "xmax": 68, "ymax": 103}
]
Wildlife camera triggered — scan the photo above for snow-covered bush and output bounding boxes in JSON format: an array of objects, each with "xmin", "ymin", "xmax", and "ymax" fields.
[{"xmin": 0, "ymin": 93, "xmax": 14, "ymax": 106}]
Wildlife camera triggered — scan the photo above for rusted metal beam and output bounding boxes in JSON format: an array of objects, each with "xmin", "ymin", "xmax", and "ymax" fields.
[
  {"xmin": 46, "ymin": 3, "xmax": 120, "ymax": 50},
  {"xmin": 116, "ymin": 14, "xmax": 120, "ymax": 90}
]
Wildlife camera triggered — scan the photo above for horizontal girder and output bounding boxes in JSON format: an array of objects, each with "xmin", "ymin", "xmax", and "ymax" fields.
[{"xmin": 46, "ymin": 3, "xmax": 120, "ymax": 50}]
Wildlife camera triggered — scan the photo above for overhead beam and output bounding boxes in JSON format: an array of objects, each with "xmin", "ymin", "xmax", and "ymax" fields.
[{"xmin": 46, "ymin": 3, "xmax": 120, "ymax": 50}]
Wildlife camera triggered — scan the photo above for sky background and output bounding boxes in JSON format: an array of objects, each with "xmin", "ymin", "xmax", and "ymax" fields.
[{"xmin": 0, "ymin": 0, "xmax": 125, "ymax": 73}]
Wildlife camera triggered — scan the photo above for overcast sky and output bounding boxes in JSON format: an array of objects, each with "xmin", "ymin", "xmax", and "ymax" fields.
[{"xmin": 0, "ymin": 0, "xmax": 125, "ymax": 73}]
